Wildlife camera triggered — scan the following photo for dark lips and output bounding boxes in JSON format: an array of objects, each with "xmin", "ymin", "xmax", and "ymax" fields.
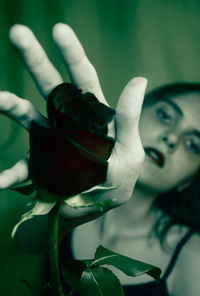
[{"xmin": 144, "ymin": 147, "xmax": 165, "ymax": 168}]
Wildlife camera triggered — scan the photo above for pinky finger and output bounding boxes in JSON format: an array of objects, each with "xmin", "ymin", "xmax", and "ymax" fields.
[{"xmin": 0, "ymin": 155, "xmax": 29, "ymax": 189}]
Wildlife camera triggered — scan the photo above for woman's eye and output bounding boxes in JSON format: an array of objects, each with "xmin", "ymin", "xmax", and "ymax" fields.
[
  {"xmin": 156, "ymin": 108, "xmax": 173, "ymax": 124},
  {"xmin": 185, "ymin": 138, "xmax": 200, "ymax": 154}
]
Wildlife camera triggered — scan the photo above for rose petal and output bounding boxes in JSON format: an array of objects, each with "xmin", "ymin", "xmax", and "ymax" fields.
[
  {"xmin": 29, "ymin": 122, "xmax": 111, "ymax": 197},
  {"xmin": 47, "ymin": 83, "xmax": 115, "ymax": 134},
  {"xmin": 66, "ymin": 131, "xmax": 114, "ymax": 162}
]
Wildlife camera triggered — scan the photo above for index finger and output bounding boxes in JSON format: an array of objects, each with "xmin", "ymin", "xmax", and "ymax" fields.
[
  {"xmin": 52, "ymin": 23, "xmax": 108, "ymax": 105},
  {"xmin": 9, "ymin": 25, "xmax": 63, "ymax": 99}
]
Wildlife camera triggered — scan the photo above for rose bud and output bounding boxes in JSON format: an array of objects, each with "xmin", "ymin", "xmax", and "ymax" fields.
[{"xmin": 29, "ymin": 83, "xmax": 115, "ymax": 197}]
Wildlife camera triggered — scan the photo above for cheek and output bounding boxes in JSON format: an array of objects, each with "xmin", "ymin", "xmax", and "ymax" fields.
[
  {"xmin": 138, "ymin": 150, "xmax": 200, "ymax": 193},
  {"xmin": 139, "ymin": 110, "xmax": 159, "ymax": 143},
  {"xmin": 170, "ymin": 151, "xmax": 200, "ymax": 184}
]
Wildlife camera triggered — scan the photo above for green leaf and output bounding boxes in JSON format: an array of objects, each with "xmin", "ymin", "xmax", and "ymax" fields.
[
  {"xmin": 11, "ymin": 199, "xmax": 56, "ymax": 238},
  {"xmin": 24, "ymin": 199, "xmax": 57, "ymax": 215},
  {"xmin": 64, "ymin": 185, "xmax": 118, "ymax": 211},
  {"xmin": 11, "ymin": 213, "xmax": 34, "ymax": 238},
  {"xmin": 62, "ymin": 259, "xmax": 87, "ymax": 288},
  {"xmin": 92, "ymin": 245, "xmax": 161, "ymax": 281},
  {"xmin": 78, "ymin": 266, "xmax": 124, "ymax": 296},
  {"xmin": 82, "ymin": 184, "xmax": 118, "ymax": 194}
]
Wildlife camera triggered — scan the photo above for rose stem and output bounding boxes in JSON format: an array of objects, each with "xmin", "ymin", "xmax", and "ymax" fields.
[{"xmin": 48, "ymin": 201, "xmax": 65, "ymax": 296}]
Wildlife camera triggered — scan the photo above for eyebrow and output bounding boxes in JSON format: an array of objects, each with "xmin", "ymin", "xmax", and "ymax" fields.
[
  {"xmin": 165, "ymin": 99, "xmax": 183, "ymax": 117},
  {"xmin": 160, "ymin": 100, "xmax": 200, "ymax": 137},
  {"xmin": 165, "ymin": 101, "xmax": 200, "ymax": 136}
]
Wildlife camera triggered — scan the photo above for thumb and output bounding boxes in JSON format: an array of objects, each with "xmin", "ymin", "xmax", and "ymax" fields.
[{"xmin": 115, "ymin": 77, "xmax": 147, "ymax": 148}]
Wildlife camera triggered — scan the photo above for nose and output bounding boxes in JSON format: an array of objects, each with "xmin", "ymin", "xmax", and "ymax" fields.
[{"xmin": 161, "ymin": 132, "xmax": 179, "ymax": 151}]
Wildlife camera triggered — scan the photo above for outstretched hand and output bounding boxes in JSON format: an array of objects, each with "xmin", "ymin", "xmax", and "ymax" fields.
[{"xmin": 0, "ymin": 23, "xmax": 147, "ymax": 216}]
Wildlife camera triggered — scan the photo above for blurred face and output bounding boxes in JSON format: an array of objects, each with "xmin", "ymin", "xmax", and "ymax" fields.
[{"xmin": 137, "ymin": 92, "xmax": 200, "ymax": 193}]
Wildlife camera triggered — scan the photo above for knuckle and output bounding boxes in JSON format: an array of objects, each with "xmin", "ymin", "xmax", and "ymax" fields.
[
  {"xmin": 20, "ymin": 99, "xmax": 32, "ymax": 113},
  {"xmin": 17, "ymin": 100, "xmax": 33, "ymax": 122}
]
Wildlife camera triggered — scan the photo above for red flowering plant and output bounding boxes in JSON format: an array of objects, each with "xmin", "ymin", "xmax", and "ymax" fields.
[
  {"xmin": 12, "ymin": 82, "xmax": 116, "ymax": 234},
  {"xmin": 30, "ymin": 82, "xmax": 115, "ymax": 197},
  {"xmin": 5, "ymin": 23, "xmax": 162, "ymax": 296},
  {"xmin": 11, "ymin": 83, "xmax": 161, "ymax": 296}
]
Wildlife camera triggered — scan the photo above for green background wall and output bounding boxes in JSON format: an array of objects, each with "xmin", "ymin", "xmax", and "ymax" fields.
[{"xmin": 0, "ymin": 0, "xmax": 200, "ymax": 294}]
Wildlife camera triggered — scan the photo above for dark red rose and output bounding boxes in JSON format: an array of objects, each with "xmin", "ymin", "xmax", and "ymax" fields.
[{"xmin": 29, "ymin": 83, "xmax": 115, "ymax": 197}]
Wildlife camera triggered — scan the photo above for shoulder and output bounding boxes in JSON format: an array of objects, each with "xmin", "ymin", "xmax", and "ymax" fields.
[
  {"xmin": 177, "ymin": 231, "xmax": 200, "ymax": 263},
  {"xmin": 168, "ymin": 231, "xmax": 200, "ymax": 296},
  {"xmin": 176, "ymin": 232, "xmax": 200, "ymax": 268}
]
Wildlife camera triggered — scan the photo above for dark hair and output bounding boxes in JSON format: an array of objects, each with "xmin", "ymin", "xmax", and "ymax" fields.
[
  {"xmin": 144, "ymin": 82, "xmax": 200, "ymax": 106},
  {"xmin": 144, "ymin": 83, "xmax": 200, "ymax": 241}
]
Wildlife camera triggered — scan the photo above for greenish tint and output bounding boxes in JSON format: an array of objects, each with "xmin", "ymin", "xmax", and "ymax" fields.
[
  {"xmin": 79, "ymin": 266, "xmax": 124, "ymax": 296},
  {"xmin": 62, "ymin": 244, "xmax": 161, "ymax": 295},
  {"xmin": 48, "ymin": 201, "xmax": 64, "ymax": 296},
  {"xmin": 93, "ymin": 245, "xmax": 161, "ymax": 281},
  {"xmin": 1, "ymin": 0, "xmax": 200, "ymax": 294}
]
